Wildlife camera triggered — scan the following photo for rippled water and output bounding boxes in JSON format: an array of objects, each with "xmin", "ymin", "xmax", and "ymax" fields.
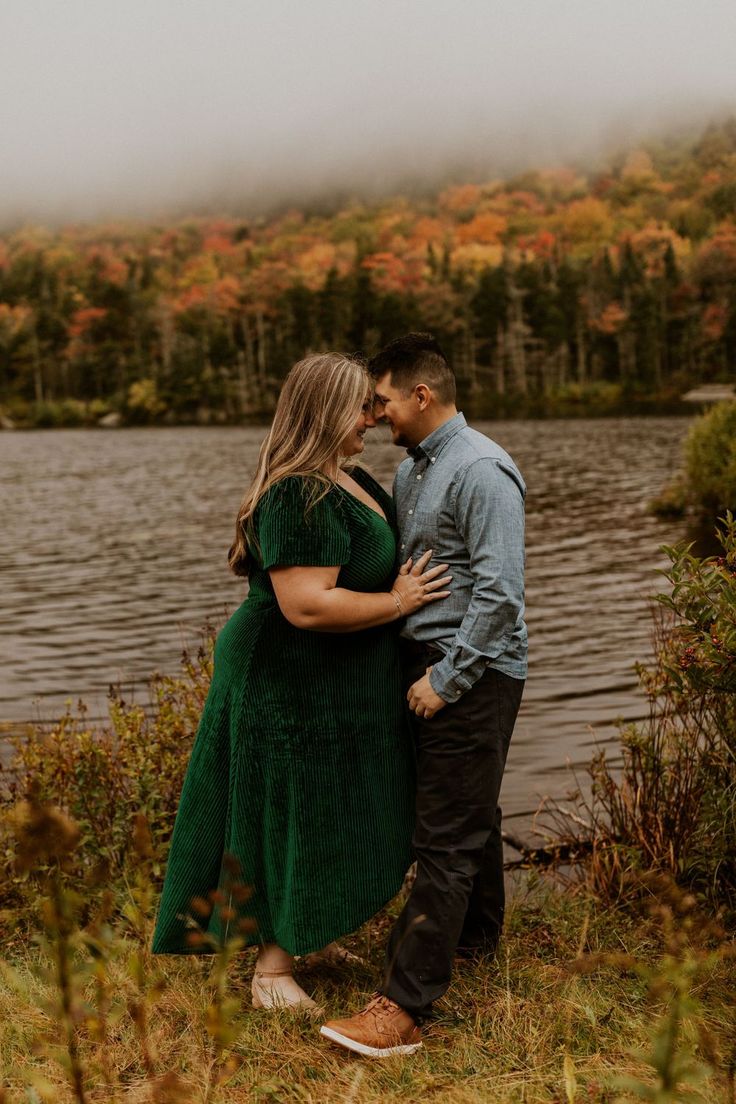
[{"xmin": 0, "ymin": 418, "xmax": 689, "ymax": 823}]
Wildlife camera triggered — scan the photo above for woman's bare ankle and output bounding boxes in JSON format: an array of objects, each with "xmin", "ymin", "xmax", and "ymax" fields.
[{"xmin": 256, "ymin": 943, "xmax": 294, "ymax": 975}]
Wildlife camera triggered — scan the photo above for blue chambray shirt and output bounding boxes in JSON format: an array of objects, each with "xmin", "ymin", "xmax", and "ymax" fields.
[{"xmin": 393, "ymin": 412, "xmax": 527, "ymax": 702}]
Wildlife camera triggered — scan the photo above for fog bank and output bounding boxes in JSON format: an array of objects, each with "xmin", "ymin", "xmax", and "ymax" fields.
[{"xmin": 2, "ymin": 0, "xmax": 736, "ymax": 225}]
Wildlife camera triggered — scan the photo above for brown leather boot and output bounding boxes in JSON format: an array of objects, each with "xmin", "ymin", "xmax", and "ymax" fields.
[{"xmin": 320, "ymin": 993, "xmax": 422, "ymax": 1057}]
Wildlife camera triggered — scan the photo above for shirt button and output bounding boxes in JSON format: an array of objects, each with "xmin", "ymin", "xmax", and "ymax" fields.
[
  {"xmin": 400, "ymin": 543, "xmax": 405, "ymax": 549},
  {"xmin": 430, "ymin": 457, "xmax": 436, "ymax": 463},
  {"xmin": 416, "ymin": 474, "xmax": 422, "ymax": 481},
  {"xmin": 408, "ymin": 509, "xmax": 413, "ymax": 515}
]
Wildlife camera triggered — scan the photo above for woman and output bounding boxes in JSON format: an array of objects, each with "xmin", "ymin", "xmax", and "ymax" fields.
[{"xmin": 151, "ymin": 353, "xmax": 450, "ymax": 1011}]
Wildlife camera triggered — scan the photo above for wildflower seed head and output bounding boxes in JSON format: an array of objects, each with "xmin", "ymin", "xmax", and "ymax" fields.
[
  {"xmin": 132, "ymin": 811, "xmax": 154, "ymax": 859},
  {"xmin": 189, "ymin": 895, "xmax": 213, "ymax": 918},
  {"xmin": 10, "ymin": 798, "xmax": 81, "ymax": 870},
  {"xmin": 221, "ymin": 852, "xmax": 242, "ymax": 878}
]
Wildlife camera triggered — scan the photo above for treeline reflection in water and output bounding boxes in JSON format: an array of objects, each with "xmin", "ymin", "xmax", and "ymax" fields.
[{"xmin": 0, "ymin": 417, "xmax": 691, "ymax": 823}]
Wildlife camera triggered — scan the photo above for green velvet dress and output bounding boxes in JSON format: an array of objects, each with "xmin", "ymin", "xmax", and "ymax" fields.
[{"xmin": 151, "ymin": 466, "xmax": 415, "ymax": 956}]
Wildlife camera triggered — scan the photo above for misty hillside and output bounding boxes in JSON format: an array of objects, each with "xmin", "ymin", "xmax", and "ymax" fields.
[{"xmin": 1, "ymin": 120, "xmax": 736, "ymax": 425}]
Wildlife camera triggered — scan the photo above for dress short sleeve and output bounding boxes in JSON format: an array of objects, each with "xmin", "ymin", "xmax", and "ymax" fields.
[{"xmin": 253, "ymin": 476, "xmax": 351, "ymax": 570}]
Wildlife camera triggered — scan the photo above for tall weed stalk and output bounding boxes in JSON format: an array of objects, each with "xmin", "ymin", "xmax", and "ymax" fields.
[
  {"xmin": 570, "ymin": 874, "xmax": 736, "ymax": 1102},
  {"xmin": 5, "ymin": 794, "xmax": 255, "ymax": 1103}
]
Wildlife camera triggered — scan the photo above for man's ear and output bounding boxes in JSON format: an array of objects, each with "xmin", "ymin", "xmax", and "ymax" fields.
[{"xmin": 415, "ymin": 383, "xmax": 431, "ymax": 410}]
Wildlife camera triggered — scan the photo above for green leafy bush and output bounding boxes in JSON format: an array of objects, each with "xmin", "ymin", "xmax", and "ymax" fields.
[
  {"xmin": 684, "ymin": 400, "xmax": 736, "ymax": 517},
  {"xmin": 578, "ymin": 515, "xmax": 736, "ymax": 914},
  {"xmin": 126, "ymin": 377, "xmax": 167, "ymax": 423},
  {"xmin": 0, "ymin": 633, "xmax": 214, "ymax": 915}
]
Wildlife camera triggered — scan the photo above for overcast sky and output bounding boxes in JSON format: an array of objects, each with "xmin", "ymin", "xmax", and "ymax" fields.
[{"xmin": 2, "ymin": 0, "xmax": 736, "ymax": 225}]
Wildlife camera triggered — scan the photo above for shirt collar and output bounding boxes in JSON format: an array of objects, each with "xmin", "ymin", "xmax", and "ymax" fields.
[{"xmin": 406, "ymin": 412, "xmax": 466, "ymax": 463}]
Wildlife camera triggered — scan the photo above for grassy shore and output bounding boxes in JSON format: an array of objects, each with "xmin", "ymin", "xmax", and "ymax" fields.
[{"xmin": 1, "ymin": 866, "xmax": 734, "ymax": 1103}]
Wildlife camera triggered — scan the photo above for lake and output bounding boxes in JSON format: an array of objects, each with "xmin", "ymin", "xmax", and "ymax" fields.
[{"xmin": 0, "ymin": 418, "xmax": 690, "ymax": 828}]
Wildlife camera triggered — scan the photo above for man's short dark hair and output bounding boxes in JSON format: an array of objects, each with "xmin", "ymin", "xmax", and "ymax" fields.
[{"xmin": 368, "ymin": 333, "xmax": 456, "ymax": 405}]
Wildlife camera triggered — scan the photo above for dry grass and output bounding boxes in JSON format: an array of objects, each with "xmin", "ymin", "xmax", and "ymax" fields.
[{"xmin": 1, "ymin": 879, "xmax": 734, "ymax": 1104}]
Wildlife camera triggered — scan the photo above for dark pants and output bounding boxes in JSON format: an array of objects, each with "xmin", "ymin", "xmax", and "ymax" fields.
[{"xmin": 382, "ymin": 639, "xmax": 524, "ymax": 1021}]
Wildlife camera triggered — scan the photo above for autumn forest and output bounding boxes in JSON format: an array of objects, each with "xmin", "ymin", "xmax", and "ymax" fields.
[{"xmin": 2, "ymin": 120, "xmax": 736, "ymax": 426}]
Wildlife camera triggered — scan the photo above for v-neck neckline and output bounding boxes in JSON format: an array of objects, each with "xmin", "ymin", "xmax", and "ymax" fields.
[{"xmin": 333, "ymin": 476, "xmax": 390, "ymax": 526}]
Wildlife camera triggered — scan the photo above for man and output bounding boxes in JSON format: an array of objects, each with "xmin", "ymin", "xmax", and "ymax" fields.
[{"xmin": 321, "ymin": 333, "xmax": 527, "ymax": 1058}]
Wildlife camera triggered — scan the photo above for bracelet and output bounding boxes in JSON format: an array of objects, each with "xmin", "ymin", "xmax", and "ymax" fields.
[{"xmin": 390, "ymin": 589, "xmax": 404, "ymax": 617}]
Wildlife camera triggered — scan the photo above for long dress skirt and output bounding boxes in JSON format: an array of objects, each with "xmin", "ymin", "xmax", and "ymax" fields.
[{"xmin": 151, "ymin": 468, "xmax": 415, "ymax": 956}]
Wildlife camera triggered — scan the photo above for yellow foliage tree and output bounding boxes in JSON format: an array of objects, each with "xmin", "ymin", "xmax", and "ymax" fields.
[{"xmin": 559, "ymin": 197, "xmax": 614, "ymax": 257}]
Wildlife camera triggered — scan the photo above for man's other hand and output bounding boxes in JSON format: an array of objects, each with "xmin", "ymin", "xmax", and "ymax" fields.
[{"xmin": 407, "ymin": 668, "xmax": 447, "ymax": 719}]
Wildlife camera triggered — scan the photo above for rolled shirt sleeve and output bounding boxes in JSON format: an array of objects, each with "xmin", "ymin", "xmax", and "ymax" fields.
[{"xmin": 428, "ymin": 458, "xmax": 526, "ymax": 702}]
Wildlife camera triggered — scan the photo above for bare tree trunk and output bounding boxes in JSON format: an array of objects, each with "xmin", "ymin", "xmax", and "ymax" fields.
[
  {"xmin": 117, "ymin": 353, "xmax": 127, "ymax": 396},
  {"xmin": 507, "ymin": 284, "xmax": 528, "ymax": 395},
  {"xmin": 32, "ymin": 328, "xmax": 44, "ymax": 403},
  {"xmin": 538, "ymin": 348, "xmax": 548, "ymax": 395},
  {"xmin": 494, "ymin": 329, "xmax": 506, "ymax": 394},
  {"xmin": 556, "ymin": 344, "xmax": 570, "ymax": 390},
  {"xmin": 235, "ymin": 349, "xmax": 253, "ymax": 415},
  {"xmin": 241, "ymin": 315, "xmax": 255, "ymax": 373},
  {"xmin": 452, "ymin": 332, "xmax": 468, "ymax": 386},
  {"xmin": 653, "ymin": 340, "xmax": 662, "ymax": 391},
  {"xmin": 158, "ymin": 303, "xmax": 173, "ymax": 382},
  {"xmin": 617, "ymin": 291, "xmax": 636, "ymax": 387},
  {"xmin": 616, "ymin": 329, "xmax": 636, "ymax": 387},
  {"xmin": 576, "ymin": 315, "xmax": 587, "ymax": 385},
  {"xmin": 256, "ymin": 310, "xmax": 267, "ymax": 383},
  {"xmin": 455, "ymin": 325, "xmax": 478, "ymax": 395},
  {"xmin": 466, "ymin": 327, "xmax": 479, "ymax": 395}
]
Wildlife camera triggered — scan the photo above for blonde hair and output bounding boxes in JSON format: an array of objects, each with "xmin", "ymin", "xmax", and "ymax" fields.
[{"xmin": 228, "ymin": 352, "xmax": 371, "ymax": 576}]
